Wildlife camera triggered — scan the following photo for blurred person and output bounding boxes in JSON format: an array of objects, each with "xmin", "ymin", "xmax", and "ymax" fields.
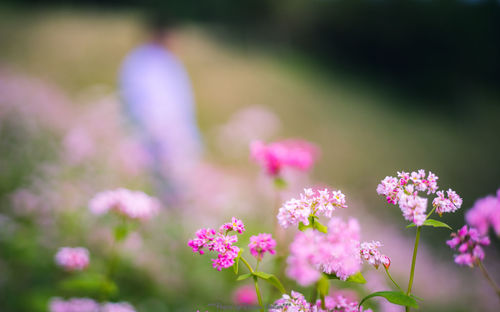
[{"xmin": 119, "ymin": 15, "xmax": 203, "ymax": 206}]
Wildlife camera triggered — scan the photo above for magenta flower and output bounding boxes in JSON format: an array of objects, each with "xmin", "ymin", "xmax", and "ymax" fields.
[
  {"xmin": 54, "ymin": 247, "xmax": 90, "ymax": 271},
  {"xmin": 377, "ymin": 170, "xmax": 461, "ymax": 225},
  {"xmin": 447, "ymin": 225, "xmax": 490, "ymax": 267},
  {"xmin": 277, "ymin": 188, "xmax": 347, "ymax": 229},
  {"xmin": 233, "ymin": 285, "xmax": 258, "ymax": 306},
  {"xmin": 286, "ymin": 217, "xmax": 361, "ymax": 286},
  {"xmin": 248, "ymin": 233, "xmax": 276, "ymax": 261},
  {"xmin": 89, "ymin": 188, "xmax": 160, "ymax": 221},
  {"xmin": 188, "ymin": 218, "xmax": 245, "ymax": 271},
  {"xmin": 360, "ymin": 241, "xmax": 391, "ymax": 269},
  {"xmin": 250, "ymin": 139, "xmax": 318, "ymax": 176},
  {"xmin": 466, "ymin": 189, "xmax": 500, "ymax": 236}
]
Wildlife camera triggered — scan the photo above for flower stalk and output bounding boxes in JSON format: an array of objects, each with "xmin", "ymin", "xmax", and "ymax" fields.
[{"xmin": 405, "ymin": 226, "xmax": 421, "ymax": 312}]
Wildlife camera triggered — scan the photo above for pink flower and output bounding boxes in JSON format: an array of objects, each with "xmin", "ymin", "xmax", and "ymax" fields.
[
  {"xmin": 432, "ymin": 189, "xmax": 462, "ymax": 215},
  {"xmin": 377, "ymin": 170, "xmax": 461, "ymax": 225},
  {"xmin": 54, "ymin": 247, "xmax": 90, "ymax": 271},
  {"xmin": 360, "ymin": 241, "xmax": 391, "ymax": 269},
  {"xmin": 233, "ymin": 285, "xmax": 258, "ymax": 306},
  {"xmin": 89, "ymin": 188, "xmax": 160, "ymax": 221},
  {"xmin": 250, "ymin": 139, "xmax": 318, "ymax": 176},
  {"xmin": 466, "ymin": 189, "xmax": 500, "ymax": 236},
  {"xmin": 270, "ymin": 291, "xmax": 311, "ymax": 312},
  {"xmin": 447, "ymin": 225, "xmax": 490, "ymax": 267},
  {"xmin": 188, "ymin": 218, "xmax": 245, "ymax": 271},
  {"xmin": 49, "ymin": 297, "xmax": 99, "ymax": 312},
  {"xmin": 286, "ymin": 218, "xmax": 361, "ymax": 286},
  {"xmin": 101, "ymin": 302, "xmax": 136, "ymax": 312},
  {"xmin": 312, "ymin": 294, "xmax": 373, "ymax": 312},
  {"xmin": 248, "ymin": 233, "xmax": 276, "ymax": 261},
  {"xmin": 277, "ymin": 188, "xmax": 347, "ymax": 229}
]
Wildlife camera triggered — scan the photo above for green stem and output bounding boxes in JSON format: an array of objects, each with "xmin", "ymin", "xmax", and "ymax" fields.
[
  {"xmin": 425, "ymin": 206, "xmax": 436, "ymax": 220},
  {"xmin": 240, "ymin": 256, "xmax": 264, "ymax": 312},
  {"xmin": 478, "ymin": 260, "xmax": 500, "ymax": 298},
  {"xmin": 405, "ymin": 226, "xmax": 421, "ymax": 312},
  {"xmin": 384, "ymin": 267, "xmax": 403, "ymax": 292}
]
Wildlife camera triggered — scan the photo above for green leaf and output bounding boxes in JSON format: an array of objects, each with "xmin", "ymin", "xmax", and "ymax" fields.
[
  {"xmin": 317, "ymin": 275, "xmax": 330, "ymax": 296},
  {"xmin": 359, "ymin": 291, "xmax": 419, "ymax": 309},
  {"xmin": 274, "ymin": 177, "xmax": 288, "ymax": 189},
  {"xmin": 252, "ymin": 272, "xmax": 286, "ymax": 294},
  {"xmin": 406, "ymin": 219, "xmax": 452, "ymax": 230},
  {"xmin": 236, "ymin": 273, "xmax": 252, "ymax": 281},
  {"xmin": 313, "ymin": 221, "xmax": 328, "ymax": 233},
  {"xmin": 298, "ymin": 222, "xmax": 312, "ymax": 232},
  {"xmin": 324, "ymin": 271, "xmax": 366, "ymax": 284},
  {"xmin": 59, "ymin": 273, "xmax": 117, "ymax": 297}
]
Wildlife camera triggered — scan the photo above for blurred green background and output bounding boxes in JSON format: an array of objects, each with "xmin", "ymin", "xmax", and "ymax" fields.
[{"xmin": 0, "ymin": 1, "xmax": 499, "ymax": 311}]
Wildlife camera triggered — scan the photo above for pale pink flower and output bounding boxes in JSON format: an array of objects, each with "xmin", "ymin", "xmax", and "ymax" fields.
[
  {"xmin": 101, "ymin": 302, "xmax": 136, "ymax": 312},
  {"xmin": 89, "ymin": 189, "xmax": 160, "ymax": 221},
  {"xmin": 447, "ymin": 225, "xmax": 490, "ymax": 267},
  {"xmin": 312, "ymin": 294, "xmax": 373, "ymax": 312},
  {"xmin": 250, "ymin": 139, "xmax": 318, "ymax": 176},
  {"xmin": 233, "ymin": 285, "xmax": 258, "ymax": 306},
  {"xmin": 188, "ymin": 218, "xmax": 245, "ymax": 271},
  {"xmin": 286, "ymin": 218, "xmax": 361, "ymax": 286},
  {"xmin": 54, "ymin": 247, "xmax": 90, "ymax": 271},
  {"xmin": 377, "ymin": 170, "xmax": 461, "ymax": 225},
  {"xmin": 270, "ymin": 291, "xmax": 311, "ymax": 312},
  {"xmin": 466, "ymin": 189, "xmax": 500, "ymax": 236},
  {"xmin": 249, "ymin": 233, "xmax": 276, "ymax": 260},
  {"xmin": 360, "ymin": 241, "xmax": 391, "ymax": 269},
  {"xmin": 49, "ymin": 297, "xmax": 99, "ymax": 312},
  {"xmin": 277, "ymin": 188, "xmax": 347, "ymax": 229}
]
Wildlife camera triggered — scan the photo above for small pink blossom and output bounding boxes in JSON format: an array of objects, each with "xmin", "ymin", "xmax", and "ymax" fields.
[
  {"xmin": 447, "ymin": 225, "xmax": 490, "ymax": 267},
  {"xmin": 377, "ymin": 170, "xmax": 461, "ymax": 225},
  {"xmin": 360, "ymin": 241, "xmax": 391, "ymax": 269},
  {"xmin": 49, "ymin": 297, "xmax": 99, "ymax": 312},
  {"xmin": 270, "ymin": 291, "xmax": 311, "ymax": 312},
  {"xmin": 188, "ymin": 218, "xmax": 245, "ymax": 271},
  {"xmin": 312, "ymin": 294, "xmax": 373, "ymax": 312},
  {"xmin": 54, "ymin": 247, "xmax": 90, "ymax": 271},
  {"xmin": 248, "ymin": 233, "xmax": 276, "ymax": 261},
  {"xmin": 233, "ymin": 285, "xmax": 258, "ymax": 306},
  {"xmin": 286, "ymin": 218, "xmax": 361, "ymax": 286},
  {"xmin": 466, "ymin": 189, "xmax": 500, "ymax": 236},
  {"xmin": 277, "ymin": 188, "xmax": 347, "ymax": 229},
  {"xmin": 89, "ymin": 188, "xmax": 160, "ymax": 221},
  {"xmin": 250, "ymin": 139, "xmax": 318, "ymax": 176}
]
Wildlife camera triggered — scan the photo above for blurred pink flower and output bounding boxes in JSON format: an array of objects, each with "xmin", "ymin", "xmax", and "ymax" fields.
[
  {"xmin": 250, "ymin": 139, "xmax": 318, "ymax": 176},
  {"xmin": 286, "ymin": 217, "xmax": 361, "ymax": 286},
  {"xmin": 277, "ymin": 188, "xmax": 347, "ymax": 229},
  {"xmin": 466, "ymin": 189, "xmax": 500, "ymax": 236},
  {"xmin": 233, "ymin": 284, "xmax": 258, "ymax": 306},
  {"xmin": 63, "ymin": 126, "xmax": 95, "ymax": 165},
  {"xmin": 54, "ymin": 247, "xmax": 90, "ymax": 271},
  {"xmin": 49, "ymin": 297, "xmax": 99, "ymax": 312},
  {"xmin": 312, "ymin": 294, "xmax": 373, "ymax": 312},
  {"xmin": 447, "ymin": 225, "xmax": 490, "ymax": 267},
  {"xmin": 248, "ymin": 233, "xmax": 276, "ymax": 261},
  {"xmin": 101, "ymin": 302, "xmax": 136, "ymax": 312},
  {"xmin": 89, "ymin": 189, "xmax": 160, "ymax": 221},
  {"xmin": 270, "ymin": 291, "xmax": 372, "ymax": 312},
  {"xmin": 270, "ymin": 291, "xmax": 310, "ymax": 312}
]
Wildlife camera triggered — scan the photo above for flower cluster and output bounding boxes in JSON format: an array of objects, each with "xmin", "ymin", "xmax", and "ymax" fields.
[
  {"xmin": 466, "ymin": 188, "xmax": 500, "ymax": 236},
  {"xmin": 287, "ymin": 218, "xmax": 361, "ymax": 286},
  {"xmin": 248, "ymin": 233, "xmax": 276, "ymax": 261},
  {"xmin": 377, "ymin": 170, "xmax": 461, "ymax": 225},
  {"xmin": 89, "ymin": 188, "xmax": 160, "ymax": 221},
  {"xmin": 54, "ymin": 247, "xmax": 90, "ymax": 271},
  {"xmin": 49, "ymin": 298, "xmax": 136, "ymax": 312},
  {"xmin": 447, "ymin": 225, "xmax": 490, "ymax": 267},
  {"xmin": 277, "ymin": 188, "xmax": 347, "ymax": 229},
  {"xmin": 270, "ymin": 291, "xmax": 372, "ymax": 312},
  {"xmin": 250, "ymin": 139, "xmax": 318, "ymax": 176},
  {"xmin": 359, "ymin": 241, "xmax": 391, "ymax": 269},
  {"xmin": 188, "ymin": 218, "xmax": 245, "ymax": 271}
]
